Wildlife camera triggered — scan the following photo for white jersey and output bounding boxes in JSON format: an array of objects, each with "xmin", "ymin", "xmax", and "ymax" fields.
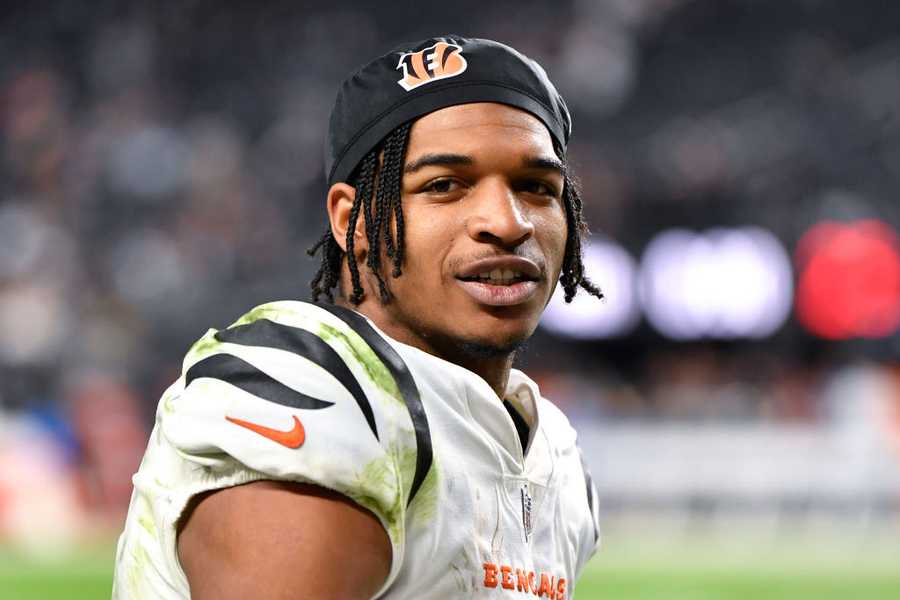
[{"xmin": 113, "ymin": 301, "xmax": 601, "ymax": 599}]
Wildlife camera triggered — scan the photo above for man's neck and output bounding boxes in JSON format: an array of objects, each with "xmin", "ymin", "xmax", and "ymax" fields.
[{"xmin": 435, "ymin": 348, "xmax": 515, "ymax": 399}]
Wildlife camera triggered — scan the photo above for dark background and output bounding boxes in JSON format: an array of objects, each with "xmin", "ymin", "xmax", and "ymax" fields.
[{"xmin": 0, "ymin": 0, "xmax": 897, "ymax": 550}]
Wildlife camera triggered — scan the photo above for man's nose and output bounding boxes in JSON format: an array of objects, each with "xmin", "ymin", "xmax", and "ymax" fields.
[{"xmin": 465, "ymin": 179, "xmax": 535, "ymax": 248}]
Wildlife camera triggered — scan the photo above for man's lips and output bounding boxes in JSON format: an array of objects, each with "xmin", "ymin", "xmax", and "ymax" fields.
[
  {"xmin": 455, "ymin": 279, "xmax": 540, "ymax": 306},
  {"xmin": 454, "ymin": 256, "xmax": 543, "ymax": 307}
]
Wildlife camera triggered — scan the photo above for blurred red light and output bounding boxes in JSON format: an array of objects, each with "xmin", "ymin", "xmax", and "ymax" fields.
[{"xmin": 795, "ymin": 220, "xmax": 900, "ymax": 339}]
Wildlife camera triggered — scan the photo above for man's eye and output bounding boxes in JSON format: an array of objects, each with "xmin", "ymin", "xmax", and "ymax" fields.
[
  {"xmin": 522, "ymin": 180, "xmax": 559, "ymax": 197},
  {"xmin": 423, "ymin": 178, "xmax": 460, "ymax": 193}
]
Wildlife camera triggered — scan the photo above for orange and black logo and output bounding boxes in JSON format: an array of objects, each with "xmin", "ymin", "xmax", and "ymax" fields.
[{"xmin": 396, "ymin": 42, "xmax": 467, "ymax": 91}]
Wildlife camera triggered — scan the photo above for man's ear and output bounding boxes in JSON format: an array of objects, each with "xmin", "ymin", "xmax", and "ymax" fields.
[{"xmin": 326, "ymin": 182, "xmax": 367, "ymax": 257}]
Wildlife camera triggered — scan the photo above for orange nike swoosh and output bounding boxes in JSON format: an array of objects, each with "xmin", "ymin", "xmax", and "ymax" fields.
[{"xmin": 224, "ymin": 414, "xmax": 305, "ymax": 449}]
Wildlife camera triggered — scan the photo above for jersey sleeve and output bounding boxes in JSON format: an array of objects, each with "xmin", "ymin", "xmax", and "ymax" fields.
[{"xmin": 160, "ymin": 301, "xmax": 424, "ymax": 591}]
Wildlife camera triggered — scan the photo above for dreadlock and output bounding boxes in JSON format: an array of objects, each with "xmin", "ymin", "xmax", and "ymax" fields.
[
  {"xmin": 556, "ymin": 165, "xmax": 604, "ymax": 303},
  {"xmin": 308, "ymin": 121, "xmax": 602, "ymax": 305}
]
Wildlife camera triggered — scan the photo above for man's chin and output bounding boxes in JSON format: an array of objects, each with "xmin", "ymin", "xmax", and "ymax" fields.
[
  {"xmin": 455, "ymin": 334, "xmax": 530, "ymax": 360},
  {"xmin": 452, "ymin": 312, "xmax": 540, "ymax": 359}
]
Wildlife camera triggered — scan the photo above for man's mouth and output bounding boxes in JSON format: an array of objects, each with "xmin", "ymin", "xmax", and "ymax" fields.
[
  {"xmin": 454, "ymin": 257, "xmax": 543, "ymax": 307},
  {"xmin": 455, "ymin": 278, "xmax": 540, "ymax": 306},
  {"xmin": 457, "ymin": 268, "xmax": 535, "ymax": 285}
]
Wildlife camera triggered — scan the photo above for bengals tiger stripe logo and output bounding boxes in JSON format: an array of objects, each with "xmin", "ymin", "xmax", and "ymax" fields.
[{"xmin": 396, "ymin": 42, "xmax": 468, "ymax": 91}]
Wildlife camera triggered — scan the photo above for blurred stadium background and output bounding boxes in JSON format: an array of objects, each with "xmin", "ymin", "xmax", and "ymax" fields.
[{"xmin": 1, "ymin": 0, "xmax": 899, "ymax": 598}]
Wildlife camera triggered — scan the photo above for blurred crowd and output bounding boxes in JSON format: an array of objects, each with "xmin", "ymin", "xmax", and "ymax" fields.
[{"xmin": 0, "ymin": 0, "xmax": 898, "ymax": 535}]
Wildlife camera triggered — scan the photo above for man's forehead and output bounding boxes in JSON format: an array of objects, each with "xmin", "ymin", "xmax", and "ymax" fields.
[{"xmin": 405, "ymin": 103, "xmax": 558, "ymax": 160}]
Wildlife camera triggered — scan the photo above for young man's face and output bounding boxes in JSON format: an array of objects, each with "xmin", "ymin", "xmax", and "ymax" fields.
[{"xmin": 364, "ymin": 102, "xmax": 568, "ymax": 359}]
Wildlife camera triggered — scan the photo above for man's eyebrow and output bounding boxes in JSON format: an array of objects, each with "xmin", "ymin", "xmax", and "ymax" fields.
[
  {"xmin": 403, "ymin": 153, "xmax": 566, "ymax": 175},
  {"xmin": 404, "ymin": 153, "xmax": 474, "ymax": 174},
  {"xmin": 523, "ymin": 156, "xmax": 566, "ymax": 175}
]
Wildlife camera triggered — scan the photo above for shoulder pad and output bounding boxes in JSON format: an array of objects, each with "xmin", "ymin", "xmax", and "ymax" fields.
[{"xmin": 170, "ymin": 300, "xmax": 432, "ymax": 507}]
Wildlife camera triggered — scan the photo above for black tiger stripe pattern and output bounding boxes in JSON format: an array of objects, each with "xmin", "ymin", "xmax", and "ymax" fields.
[
  {"xmin": 214, "ymin": 319, "xmax": 379, "ymax": 440},
  {"xmin": 184, "ymin": 318, "xmax": 381, "ymax": 440},
  {"xmin": 185, "ymin": 353, "xmax": 335, "ymax": 411}
]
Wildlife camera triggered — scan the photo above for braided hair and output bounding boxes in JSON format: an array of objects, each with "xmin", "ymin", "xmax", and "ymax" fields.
[{"xmin": 308, "ymin": 121, "xmax": 602, "ymax": 305}]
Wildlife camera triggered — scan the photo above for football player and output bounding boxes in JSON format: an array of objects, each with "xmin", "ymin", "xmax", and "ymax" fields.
[{"xmin": 113, "ymin": 36, "xmax": 603, "ymax": 599}]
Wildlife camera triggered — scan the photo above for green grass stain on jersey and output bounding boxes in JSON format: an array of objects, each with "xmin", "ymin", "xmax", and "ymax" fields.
[
  {"xmin": 352, "ymin": 450, "xmax": 404, "ymax": 543},
  {"xmin": 350, "ymin": 439, "xmax": 441, "ymax": 545},
  {"xmin": 135, "ymin": 496, "xmax": 157, "ymax": 539},
  {"xmin": 408, "ymin": 452, "xmax": 439, "ymax": 527},
  {"xmin": 318, "ymin": 323, "xmax": 402, "ymax": 402},
  {"xmin": 137, "ymin": 513, "xmax": 156, "ymax": 539},
  {"xmin": 183, "ymin": 329, "xmax": 222, "ymax": 368},
  {"xmin": 127, "ymin": 542, "xmax": 151, "ymax": 597},
  {"xmin": 395, "ymin": 445, "xmax": 419, "ymax": 500},
  {"xmin": 232, "ymin": 304, "xmax": 285, "ymax": 327},
  {"xmin": 161, "ymin": 389, "xmax": 179, "ymax": 415},
  {"xmin": 182, "ymin": 304, "xmax": 283, "ymax": 368}
]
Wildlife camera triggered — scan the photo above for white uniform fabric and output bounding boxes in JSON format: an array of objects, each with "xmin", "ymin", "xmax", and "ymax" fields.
[{"xmin": 113, "ymin": 301, "xmax": 601, "ymax": 599}]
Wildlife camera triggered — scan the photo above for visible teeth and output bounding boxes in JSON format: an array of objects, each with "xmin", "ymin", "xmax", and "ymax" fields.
[{"xmin": 474, "ymin": 268, "xmax": 522, "ymax": 283}]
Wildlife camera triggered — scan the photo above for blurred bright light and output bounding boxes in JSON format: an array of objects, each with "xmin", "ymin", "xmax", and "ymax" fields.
[
  {"xmin": 639, "ymin": 227, "xmax": 793, "ymax": 340},
  {"xmin": 795, "ymin": 220, "xmax": 900, "ymax": 339},
  {"xmin": 541, "ymin": 239, "xmax": 639, "ymax": 339}
]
